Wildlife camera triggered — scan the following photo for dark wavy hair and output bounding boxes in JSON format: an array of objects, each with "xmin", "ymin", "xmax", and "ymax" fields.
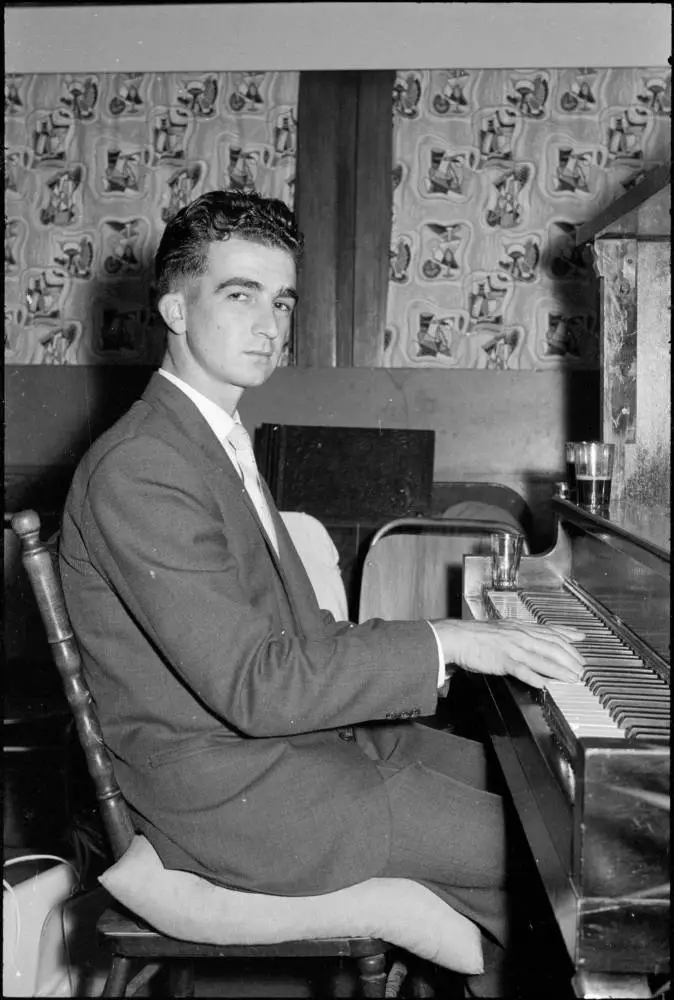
[{"xmin": 155, "ymin": 191, "xmax": 304, "ymax": 300}]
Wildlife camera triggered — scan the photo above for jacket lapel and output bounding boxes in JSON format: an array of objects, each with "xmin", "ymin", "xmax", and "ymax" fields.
[{"xmin": 141, "ymin": 374, "xmax": 304, "ymax": 620}]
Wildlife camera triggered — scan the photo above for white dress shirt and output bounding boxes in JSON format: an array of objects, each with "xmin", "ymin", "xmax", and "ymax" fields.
[{"xmin": 157, "ymin": 369, "xmax": 446, "ymax": 688}]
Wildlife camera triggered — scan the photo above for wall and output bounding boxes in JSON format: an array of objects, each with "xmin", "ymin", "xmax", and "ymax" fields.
[
  {"xmin": 5, "ymin": 4, "xmax": 671, "ymax": 73},
  {"xmin": 5, "ymin": 70, "xmax": 300, "ymax": 365},
  {"xmin": 6, "ymin": 364, "xmax": 599, "ymax": 546},
  {"xmin": 4, "ymin": 3, "xmax": 666, "ymax": 545}
]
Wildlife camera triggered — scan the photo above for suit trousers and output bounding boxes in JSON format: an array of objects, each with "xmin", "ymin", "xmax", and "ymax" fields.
[{"xmin": 355, "ymin": 721, "xmax": 522, "ymax": 997}]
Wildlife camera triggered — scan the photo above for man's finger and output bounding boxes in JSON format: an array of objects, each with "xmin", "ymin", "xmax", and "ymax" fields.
[
  {"xmin": 500, "ymin": 621, "xmax": 586, "ymax": 667},
  {"xmin": 548, "ymin": 625, "xmax": 585, "ymax": 642},
  {"xmin": 535, "ymin": 631, "xmax": 586, "ymax": 668},
  {"xmin": 510, "ymin": 647, "xmax": 583, "ymax": 682},
  {"xmin": 506, "ymin": 629, "xmax": 585, "ymax": 671},
  {"xmin": 509, "ymin": 664, "xmax": 546, "ymax": 689}
]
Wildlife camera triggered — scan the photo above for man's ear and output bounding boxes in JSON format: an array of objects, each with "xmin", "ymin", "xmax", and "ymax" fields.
[{"xmin": 158, "ymin": 292, "xmax": 187, "ymax": 335}]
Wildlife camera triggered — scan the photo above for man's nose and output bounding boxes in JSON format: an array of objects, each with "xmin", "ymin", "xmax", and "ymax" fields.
[{"xmin": 253, "ymin": 303, "xmax": 280, "ymax": 340}]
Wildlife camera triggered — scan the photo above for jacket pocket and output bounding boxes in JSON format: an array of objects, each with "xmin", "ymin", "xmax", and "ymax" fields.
[{"xmin": 148, "ymin": 740, "xmax": 216, "ymax": 769}]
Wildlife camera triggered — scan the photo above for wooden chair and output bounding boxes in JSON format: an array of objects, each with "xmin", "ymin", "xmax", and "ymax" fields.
[
  {"xmin": 11, "ymin": 510, "xmax": 483, "ymax": 999},
  {"xmin": 358, "ymin": 515, "xmax": 525, "ymax": 623},
  {"xmin": 431, "ymin": 481, "xmax": 532, "ymax": 536}
]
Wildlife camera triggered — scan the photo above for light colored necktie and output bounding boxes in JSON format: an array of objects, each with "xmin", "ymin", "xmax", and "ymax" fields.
[{"xmin": 228, "ymin": 423, "xmax": 279, "ymax": 553}]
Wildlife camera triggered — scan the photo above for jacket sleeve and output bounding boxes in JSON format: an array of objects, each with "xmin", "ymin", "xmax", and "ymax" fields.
[{"xmin": 81, "ymin": 436, "xmax": 440, "ymax": 737}]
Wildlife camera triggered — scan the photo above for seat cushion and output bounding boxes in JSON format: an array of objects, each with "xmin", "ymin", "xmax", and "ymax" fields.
[
  {"xmin": 99, "ymin": 835, "xmax": 483, "ymax": 974},
  {"xmin": 279, "ymin": 511, "xmax": 349, "ymax": 620}
]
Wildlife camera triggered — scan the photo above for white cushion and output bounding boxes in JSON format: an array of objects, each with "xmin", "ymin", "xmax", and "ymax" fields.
[
  {"xmin": 280, "ymin": 511, "xmax": 350, "ymax": 621},
  {"xmin": 99, "ymin": 835, "xmax": 483, "ymax": 974}
]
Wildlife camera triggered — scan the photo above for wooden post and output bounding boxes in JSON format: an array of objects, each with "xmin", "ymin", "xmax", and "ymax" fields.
[{"xmin": 592, "ymin": 238, "xmax": 638, "ymax": 500}]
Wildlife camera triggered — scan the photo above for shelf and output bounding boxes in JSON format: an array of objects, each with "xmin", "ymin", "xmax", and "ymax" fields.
[{"xmin": 575, "ymin": 163, "xmax": 671, "ymax": 245}]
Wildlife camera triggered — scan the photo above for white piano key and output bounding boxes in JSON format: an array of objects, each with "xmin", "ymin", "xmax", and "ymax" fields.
[
  {"xmin": 484, "ymin": 589, "xmax": 667, "ymax": 739},
  {"xmin": 545, "ymin": 680, "xmax": 625, "ymax": 738}
]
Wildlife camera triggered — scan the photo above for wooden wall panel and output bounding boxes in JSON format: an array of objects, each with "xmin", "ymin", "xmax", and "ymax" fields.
[
  {"xmin": 295, "ymin": 70, "xmax": 393, "ymax": 368},
  {"xmin": 594, "ymin": 238, "xmax": 638, "ymax": 499},
  {"xmin": 586, "ymin": 168, "xmax": 671, "ymax": 502},
  {"xmin": 5, "ymin": 363, "xmax": 600, "ymax": 549},
  {"xmin": 627, "ymin": 239, "xmax": 671, "ymax": 500},
  {"xmin": 352, "ymin": 71, "xmax": 395, "ymax": 368},
  {"xmin": 295, "ymin": 72, "xmax": 358, "ymax": 366}
]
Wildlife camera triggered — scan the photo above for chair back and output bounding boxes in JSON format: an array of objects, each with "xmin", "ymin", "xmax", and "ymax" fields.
[
  {"xmin": 358, "ymin": 515, "xmax": 522, "ymax": 622},
  {"xmin": 11, "ymin": 510, "xmax": 135, "ymax": 861},
  {"xmin": 432, "ymin": 481, "xmax": 532, "ymax": 533}
]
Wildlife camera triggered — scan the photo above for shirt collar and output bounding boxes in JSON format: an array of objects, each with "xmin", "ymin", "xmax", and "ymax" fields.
[{"xmin": 157, "ymin": 368, "xmax": 240, "ymax": 447}]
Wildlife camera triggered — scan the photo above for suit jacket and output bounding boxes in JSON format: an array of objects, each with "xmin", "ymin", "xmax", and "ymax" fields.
[{"xmin": 60, "ymin": 373, "xmax": 440, "ymax": 895}]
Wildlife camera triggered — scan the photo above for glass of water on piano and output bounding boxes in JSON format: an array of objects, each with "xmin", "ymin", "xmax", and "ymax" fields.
[
  {"xmin": 490, "ymin": 531, "xmax": 524, "ymax": 590},
  {"xmin": 574, "ymin": 441, "xmax": 615, "ymax": 512}
]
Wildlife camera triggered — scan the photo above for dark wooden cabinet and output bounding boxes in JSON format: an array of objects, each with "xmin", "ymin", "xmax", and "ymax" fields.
[{"xmin": 255, "ymin": 422, "xmax": 435, "ymax": 616}]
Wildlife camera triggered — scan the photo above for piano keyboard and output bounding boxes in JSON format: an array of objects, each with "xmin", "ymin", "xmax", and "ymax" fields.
[{"xmin": 485, "ymin": 589, "xmax": 670, "ymax": 742}]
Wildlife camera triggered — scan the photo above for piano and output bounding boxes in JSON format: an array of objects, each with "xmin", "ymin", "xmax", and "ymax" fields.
[{"xmin": 463, "ymin": 496, "xmax": 670, "ymax": 999}]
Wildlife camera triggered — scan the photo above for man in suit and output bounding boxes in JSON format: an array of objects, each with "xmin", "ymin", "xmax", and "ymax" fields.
[{"xmin": 60, "ymin": 191, "xmax": 584, "ymax": 996}]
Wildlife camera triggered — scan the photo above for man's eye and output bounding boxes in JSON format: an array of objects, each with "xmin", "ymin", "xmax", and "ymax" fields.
[
  {"xmin": 275, "ymin": 300, "xmax": 295, "ymax": 313},
  {"xmin": 228, "ymin": 291, "xmax": 248, "ymax": 302}
]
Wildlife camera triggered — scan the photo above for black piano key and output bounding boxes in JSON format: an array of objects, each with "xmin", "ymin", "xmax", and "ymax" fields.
[
  {"xmin": 601, "ymin": 697, "xmax": 670, "ymax": 713},
  {"xmin": 626, "ymin": 725, "xmax": 671, "ymax": 739},
  {"xmin": 590, "ymin": 688, "xmax": 664, "ymax": 699},
  {"xmin": 581, "ymin": 648, "xmax": 641, "ymax": 655},
  {"xmin": 622, "ymin": 718, "xmax": 670, "ymax": 735},
  {"xmin": 600, "ymin": 681, "xmax": 670, "ymax": 693},
  {"xmin": 616, "ymin": 700, "xmax": 671, "ymax": 713},
  {"xmin": 614, "ymin": 715, "xmax": 671, "ymax": 730},
  {"xmin": 593, "ymin": 678, "xmax": 669, "ymax": 690},
  {"xmin": 591, "ymin": 691, "xmax": 662, "ymax": 701},
  {"xmin": 584, "ymin": 667, "xmax": 657, "ymax": 677},
  {"xmin": 578, "ymin": 641, "xmax": 635, "ymax": 647},
  {"xmin": 580, "ymin": 648, "xmax": 638, "ymax": 656},
  {"xmin": 615, "ymin": 709, "xmax": 670, "ymax": 726},
  {"xmin": 610, "ymin": 699, "xmax": 670, "ymax": 715},
  {"xmin": 585, "ymin": 656, "xmax": 630, "ymax": 664},
  {"xmin": 578, "ymin": 637, "xmax": 635, "ymax": 645},
  {"xmin": 587, "ymin": 671, "xmax": 664, "ymax": 682},
  {"xmin": 584, "ymin": 666, "xmax": 654, "ymax": 675},
  {"xmin": 592, "ymin": 682, "xmax": 667, "ymax": 697},
  {"xmin": 577, "ymin": 644, "xmax": 618, "ymax": 652},
  {"xmin": 602, "ymin": 693, "xmax": 670, "ymax": 708},
  {"xmin": 585, "ymin": 671, "xmax": 661, "ymax": 683},
  {"xmin": 587, "ymin": 680, "xmax": 664, "ymax": 693}
]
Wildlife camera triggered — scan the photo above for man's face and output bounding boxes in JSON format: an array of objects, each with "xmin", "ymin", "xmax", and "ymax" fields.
[{"xmin": 168, "ymin": 237, "xmax": 297, "ymax": 403}]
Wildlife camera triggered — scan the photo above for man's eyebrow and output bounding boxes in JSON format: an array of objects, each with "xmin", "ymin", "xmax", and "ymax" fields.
[
  {"xmin": 213, "ymin": 277, "xmax": 262, "ymax": 294},
  {"xmin": 214, "ymin": 277, "xmax": 297, "ymax": 300}
]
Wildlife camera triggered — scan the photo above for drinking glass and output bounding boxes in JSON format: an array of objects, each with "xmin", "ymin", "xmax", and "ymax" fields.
[
  {"xmin": 574, "ymin": 442, "xmax": 615, "ymax": 511},
  {"xmin": 565, "ymin": 442, "xmax": 579, "ymax": 500},
  {"xmin": 490, "ymin": 532, "xmax": 524, "ymax": 591}
]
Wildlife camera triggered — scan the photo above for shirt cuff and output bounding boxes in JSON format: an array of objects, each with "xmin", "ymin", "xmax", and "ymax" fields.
[{"xmin": 426, "ymin": 620, "xmax": 447, "ymax": 689}]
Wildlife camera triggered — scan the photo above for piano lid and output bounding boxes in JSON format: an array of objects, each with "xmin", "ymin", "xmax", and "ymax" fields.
[
  {"xmin": 554, "ymin": 497, "xmax": 670, "ymax": 567},
  {"xmin": 602, "ymin": 500, "xmax": 671, "ymax": 556}
]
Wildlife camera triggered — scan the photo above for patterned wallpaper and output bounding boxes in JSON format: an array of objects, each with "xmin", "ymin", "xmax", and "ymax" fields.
[
  {"xmin": 5, "ymin": 68, "xmax": 670, "ymax": 371},
  {"xmin": 4, "ymin": 71, "xmax": 298, "ymax": 365},
  {"xmin": 384, "ymin": 67, "xmax": 671, "ymax": 370}
]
